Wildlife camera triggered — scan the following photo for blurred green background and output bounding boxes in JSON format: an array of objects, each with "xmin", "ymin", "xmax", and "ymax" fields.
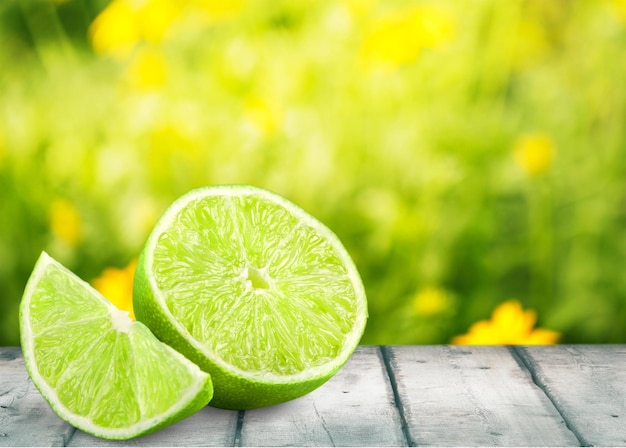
[{"xmin": 1, "ymin": 0, "xmax": 626, "ymax": 346}]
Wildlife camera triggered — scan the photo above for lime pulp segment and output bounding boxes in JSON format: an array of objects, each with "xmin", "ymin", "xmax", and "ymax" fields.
[{"xmin": 20, "ymin": 252, "xmax": 213, "ymax": 440}]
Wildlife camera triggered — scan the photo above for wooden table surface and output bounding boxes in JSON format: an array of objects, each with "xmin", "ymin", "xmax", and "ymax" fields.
[{"xmin": 1, "ymin": 345, "xmax": 625, "ymax": 447}]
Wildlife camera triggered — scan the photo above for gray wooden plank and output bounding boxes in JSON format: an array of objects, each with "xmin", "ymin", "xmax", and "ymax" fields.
[
  {"xmin": 240, "ymin": 346, "xmax": 406, "ymax": 447},
  {"xmin": 68, "ymin": 406, "xmax": 238, "ymax": 447},
  {"xmin": 517, "ymin": 345, "xmax": 626, "ymax": 447},
  {"xmin": 388, "ymin": 345, "xmax": 580, "ymax": 446},
  {"xmin": 0, "ymin": 347, "xmax": 75, "ymax": 447}
]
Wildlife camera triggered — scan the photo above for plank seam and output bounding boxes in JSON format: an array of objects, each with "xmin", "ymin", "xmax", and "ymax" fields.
[
  {"xmin": 313, "ymin": 401, "xmax": 336, "ymax": 447},
  {"xmin": 509, "ymin": 346, "xmax": 589, "ymax": 447},
  {"xmin": 380, "ymin": 346, "xmax": 413, "ymax": 447},
  {"xmin": 233, "ymin": 410, "xmax": 245, "ymax": 447},
  {"xmin": 63, "ymin": 425, "xmax": 78, "ymax": 446}
]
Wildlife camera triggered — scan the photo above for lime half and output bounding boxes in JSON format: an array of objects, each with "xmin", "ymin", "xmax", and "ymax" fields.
[
  {"xmin": 133, "ymin": 185, "xmax": 368, "ymax": 409},
  {"xmin": 19, "ymin": 252, "xmax": 213, "ymax": 440}
]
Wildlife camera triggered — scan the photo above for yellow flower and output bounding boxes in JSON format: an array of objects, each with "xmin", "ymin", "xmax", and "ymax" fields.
[
  {"xmin": 453, "ymin": 300, "xmax": 559, "ymax": 345},
  {"xmin": 89, "ymin": 0, "xmax": 241, "ymax": 57},
  {"xmin": 49, "ymin": 199, "xmax": 82, "ymax": 247},
  {"xmin": 124, "ymin": 47, "xmax": 167, "ymax": 90},
  {"xmin": 89, "ymin": 0, "xmax": 180, "ymax": 58},
  {"xmin": 412, "ymin": 286, "xmax": 450, "ymax": 316},
  {"xmin": 89, "ymin": 0, "xmax": 141, "ymax": 58},
  {"xmin": 513, "ymin": 133, "xmax": 555, "ymax": 176},
  {"xmin": 139, "ymin": 0, "xmax": 181, "ymax": 44},
  {"xmin": 362, "ymin": 5, "xmax": 455, "ymax": 67},
  {"xmin": 92, "ymin": 259, "xmax": 137, "ymax": 320},
  {"xmin": 243, "ymin": 97, "xmax": 282, "ymax": 137}
]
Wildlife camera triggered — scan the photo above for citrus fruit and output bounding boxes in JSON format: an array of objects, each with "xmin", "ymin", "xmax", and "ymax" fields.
[
  {"xmin": 133, "ymin": 185, "xmax": 368, "ymax": 410},
  {"xmin": 19, "ymin": 252, "xmax": 213, "ymax": 440}
]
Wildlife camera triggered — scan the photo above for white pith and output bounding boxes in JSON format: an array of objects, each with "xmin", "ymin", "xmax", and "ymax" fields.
[
  {"xmin": 238, "ymin": 264, "xmax": 273, "ymax": 292},
  {"xmin": 20, "ymin": 252, "xmax": 210, "ymax": 439},
  {"xmin": 144, "ymin": 185, "xmax": 368, "ymax": 384},
  {"xmin": 110, "ymin": 308, "xmax": 133, "ymax": 333}
]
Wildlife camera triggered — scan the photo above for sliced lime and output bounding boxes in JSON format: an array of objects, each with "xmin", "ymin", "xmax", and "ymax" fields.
[
  {"xmin": 19, "ymin": 252, "xmax": 213, "ymax": 440},
  {"xmin": 133, "ymin": 185, "xmax": 368, "ymax": 409}
]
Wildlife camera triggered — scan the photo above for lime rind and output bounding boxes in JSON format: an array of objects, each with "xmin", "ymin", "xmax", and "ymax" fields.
[
  {"xmin": 20, "ymin": 252, "xmax": 213, "ymax": 440},
  {"xmin": 137, "ymin": 185, "xmax": 368, "ymax": 386}
]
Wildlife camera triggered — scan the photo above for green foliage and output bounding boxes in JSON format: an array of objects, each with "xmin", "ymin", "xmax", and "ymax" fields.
[{"xmin": 2, "ymin": 0, "xmax": 626, "ymax": 345}]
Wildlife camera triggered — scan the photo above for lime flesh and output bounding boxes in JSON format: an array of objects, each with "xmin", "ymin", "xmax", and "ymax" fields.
[
  {"xmin": 20, "ymin": 252, "xmax": 213, "ymax": 440},
  {"xmin": 133, "ymin": 185, "xmax": 367, "ymax": 409}
]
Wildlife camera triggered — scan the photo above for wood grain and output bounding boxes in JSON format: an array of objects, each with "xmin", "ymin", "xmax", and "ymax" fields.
[
  {"xmin": 387, "ymin": 345, "xmax": 580, "ymax": 446},
  {"xmin": 67, "ymin": 406, "xmax": 239, "ymax": 447},
  {"xmin": 240, "ymin": 346, "xmax": 406, "ymax": 447},
  {"xmin": 517, "ymin": 345, "xmax": 626, "ymax": 446},
  {"xmin": 0, "ymin": 347, "xmax": 75, "ymax": 447}
]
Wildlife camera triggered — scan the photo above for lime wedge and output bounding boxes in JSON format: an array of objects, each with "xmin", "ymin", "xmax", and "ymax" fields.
[
  {"xmin": 19, "ymin": 252, "xmax": 213, "ymax": 440},
  {"xmin": 133, "ymin": 185, "xmax": 368, "ymax": 409}
]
